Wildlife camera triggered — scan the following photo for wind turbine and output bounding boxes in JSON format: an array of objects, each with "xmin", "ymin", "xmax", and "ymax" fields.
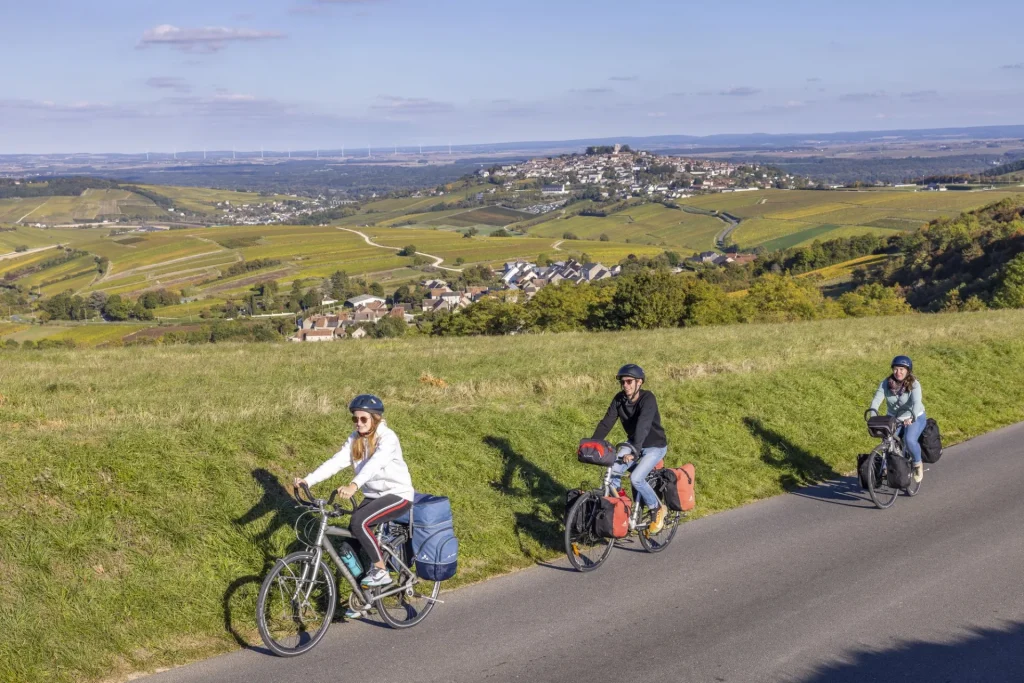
[
  {"xmin": 145, "ymin": 149, "xmax": 149, "ymax": 162},
  {"xmin": 448, "ymin": 142, "xmax": 452, "ymax": 156},
  {"xmin": 368, "ymin": 145, "xmax": 372, "ymax": 158},
  {"xmin": 260, "ymin": 146, "xmax": 264, "ymax": 160}
]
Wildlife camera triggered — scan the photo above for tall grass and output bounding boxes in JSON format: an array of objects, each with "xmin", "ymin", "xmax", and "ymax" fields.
[{"xmin": 2, "ymin": 311, "xmax": 1024, "ymax": 681}]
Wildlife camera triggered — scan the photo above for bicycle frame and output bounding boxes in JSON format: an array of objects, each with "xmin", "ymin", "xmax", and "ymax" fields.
[
  {"xmin": 296, "ymin": 498, "xmax": 421, "ymax": 608},
  {"xmin": 599, "ymin": 458, "xmax": 657, "ymax": 531}
]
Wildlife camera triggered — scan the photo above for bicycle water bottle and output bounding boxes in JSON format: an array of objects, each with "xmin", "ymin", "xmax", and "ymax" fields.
[{"xmin": 338, "ymin": 542, "xmax": 364, "ymax": 579}]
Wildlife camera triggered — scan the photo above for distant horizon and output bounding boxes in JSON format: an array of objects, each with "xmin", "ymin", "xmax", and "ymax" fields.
[{"xmin": 3, "ymin": 122, "xmax": 1024, "ymax": 158}]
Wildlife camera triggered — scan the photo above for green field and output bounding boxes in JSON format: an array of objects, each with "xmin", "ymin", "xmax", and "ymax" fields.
[
  {"xmin": 0, "ymin": 190, "xmax": 166, "ymax": 225},
  {"xmin": 679, "ymin": 188, "xmax": 1024, "ymax": 249},
  {"xmin": 134, "ymin": 185, "xmax": 294, "ymax": 214},
  {"xmin": 3, "ymin": 311, "xmax": 1024, "ymax": 682},
  {"xmin": 528, "ymin": 203, "xmax": 727, "ymax": 252}
]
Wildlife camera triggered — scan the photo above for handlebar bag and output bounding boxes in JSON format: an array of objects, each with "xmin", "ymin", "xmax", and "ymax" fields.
[
  {"xmin": 593, "ymin": 495, "xmax": 631, "ymax": 538},
  {"xmin": 657, "ymin": 464, "xmax": 696, "ymax": 512},
  {"xmin": 867, "ymin": 415, "xmax": 899, "ymax": 438},
  {"xmin": 577, "ymin": 438, "xmax": 617, "ymax": 467}
]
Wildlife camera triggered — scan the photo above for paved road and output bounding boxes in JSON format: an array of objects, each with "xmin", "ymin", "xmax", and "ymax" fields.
[{"xmin": 147, "ymin": 423, "xmax": 1024, "ymax": 683}]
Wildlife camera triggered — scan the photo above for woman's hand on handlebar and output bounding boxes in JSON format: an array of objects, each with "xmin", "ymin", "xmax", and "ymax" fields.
[
  {"xmin": 337, "ymin": 483, "xmax": 358, "ymax": 500},
  {"xmin": 293, "ymin": 477, "xmax": 308, "ymax": 492}
]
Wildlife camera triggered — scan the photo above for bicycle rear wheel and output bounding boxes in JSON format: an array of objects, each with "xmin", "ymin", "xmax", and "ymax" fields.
[
  {"xmin": 866, "ymin": 447, "xmax": 898, "ymax": 509},
  {"xmin": 256, "ymin": 551, "xmax": 337, "ymax": 657},
  {"xmin": 565, "ymin": 491, "xmax": 613, "ymax": 572},
  {"xmin": 637, "ymin": 501, "xmax": 680, "ymax": 553},
  {"xmin": 374, "ymin": 543, "xmax": 440, "ymax": 629}
]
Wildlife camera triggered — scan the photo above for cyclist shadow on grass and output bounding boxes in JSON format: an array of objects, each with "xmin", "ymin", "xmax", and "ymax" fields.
[
  {"xmin": 224, "ymin": 468, "xmax": 307, "ymax": 650},
  {"xmin": 742, "ymin": 417, "xmax": 870, "ymax": 507},
  {"xmin": 484, "ymin": 435, "xmax": 569, "ymax": 561}
]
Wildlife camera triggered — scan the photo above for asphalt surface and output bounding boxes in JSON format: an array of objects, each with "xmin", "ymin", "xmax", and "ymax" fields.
[{"xmin": 147, "ymin": 422, "xmax": 1024, "ymax": 683}]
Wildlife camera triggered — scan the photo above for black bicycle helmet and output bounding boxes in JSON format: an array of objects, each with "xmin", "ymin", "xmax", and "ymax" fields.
[
  {"xmin": 348, "ymin": 394, "xmax": 384, "ymax": 415},
  {"xmin": 616, "ymin": 364, "xmax": 645, "ymax": 381},
  {"xmin": 891, "ymin": 355, "xmax": 913, "ymax": 372}
]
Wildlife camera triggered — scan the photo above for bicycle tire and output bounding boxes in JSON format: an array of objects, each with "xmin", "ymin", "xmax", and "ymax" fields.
[
  {"xmin": 256, "ymin": 551, "xmax": 337, "ymax": 657},
  {"xmin": 374, "ymin": 541, "xmax": 440, "ymax": 629},
  {"xmin": 637, "ymin": 499, "xmax": 680, "ymax": 553},
  {"xmin": 564, "ymin": 491, "xmax": 614, "ymax": 572},
  {"xmin": 866, "ymin": 446, "xmax": 898, "ymax": 509}
]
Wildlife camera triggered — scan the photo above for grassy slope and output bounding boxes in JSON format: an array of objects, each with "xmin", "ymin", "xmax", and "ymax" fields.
[{"xmin": 2, "ymin": 312, "xmax": 1024, "ymax": 681}]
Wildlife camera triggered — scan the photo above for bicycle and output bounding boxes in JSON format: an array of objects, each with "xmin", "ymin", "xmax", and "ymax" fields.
[
  {"xmin": 863, "ymin": 410, "xmax": 922, "ymax": 509},
  {"xmin": 255, "ymin": 483, "xmax": 441, "ymax": 657},
  {"xmin": 564, "ymin": 445, "xmax": 682, "ymax": 572}
]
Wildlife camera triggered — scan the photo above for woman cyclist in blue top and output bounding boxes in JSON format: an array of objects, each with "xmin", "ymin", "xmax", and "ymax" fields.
[{"xmin": 868, "ymin": 355, "xmax": 927, "ymax": 483}]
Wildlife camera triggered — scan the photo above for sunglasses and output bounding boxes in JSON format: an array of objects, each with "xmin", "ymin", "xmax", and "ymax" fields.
[
  {"xmin": 619, "ymin": 378, "xmax": 637, "ymax": 385},
  {"xmin": 352, "ymin": 415, "xmax": 373, "ymax": 425}
]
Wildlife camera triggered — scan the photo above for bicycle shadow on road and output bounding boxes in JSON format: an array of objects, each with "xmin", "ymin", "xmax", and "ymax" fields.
[
  {"xmin": 224, "ymin": 468, "xmax": 307, "ymax": 651},
  {"xmin": 743, "ymin": 417, "xmax": 841, "ymax": 490},
  {"xmin": 743, "ymin": 417, "xmax": 872, "ymax": 508},
  {"xmin": 484, "ymin": 435, "xmax": 568, "ymax": 558},
  {"xmin": 796, "ymin": 620, "xmax": 1024, "ymax": 682}
]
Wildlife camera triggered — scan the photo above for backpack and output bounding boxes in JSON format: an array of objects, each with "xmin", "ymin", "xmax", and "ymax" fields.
[
  {"xmin": 885, "ymin": 451, "xmax": 911, "ymax": 490},
  {"xmin": 657, "ymin": 465, "xmax": 696, "ymax": 512},
  {"xmin": 577, "ymin": 438, "xmax": 617, "ymax": 467},
  {"xmin": 856, "ymin": 453, "xmax": 872, "ymax": 490},
  {"xmin": 919, "ymin": 418, "xmax": 942, "ymax": 464},
  {"xmin": 405, "ymin": 493, "xmax": 459, "ymax": 581},
  {"xmin": 593, "ymin": 495, "xmax": 631, "ymax": 538}
]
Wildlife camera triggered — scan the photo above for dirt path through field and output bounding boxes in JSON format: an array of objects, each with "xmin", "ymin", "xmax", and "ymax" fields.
[
  {"xmin": 0, "ymin": 244, "xmax": 59, "ymax": 261},
  {"xmin": 15, "ymin": 197, "xmax": 51, "ymax": 223},
  {"xmin": 337, "ymin": 227, "xmax": 464, "ymax": 272}
]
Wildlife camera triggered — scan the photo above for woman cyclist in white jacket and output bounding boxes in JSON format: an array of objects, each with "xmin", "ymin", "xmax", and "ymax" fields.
[{"xmin": 294, "ymin": 394, "xmax": 414, "ymax": 600}]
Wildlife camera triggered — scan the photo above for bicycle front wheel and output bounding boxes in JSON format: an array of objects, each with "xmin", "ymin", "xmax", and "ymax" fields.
[
  {"xmin": 375, "ymin": 544, "xmax": 440, "ymax": 629},
  {"xmin": 565, "ymin": 491, "xmax": 614, "ymax": 572},
  {"xmin": 866, "ymin": 447, "xmax": 898, "ymax": 509},
  {"xmin": 256, "ymin": 551, "xmax": 337, "ymax": 657}
]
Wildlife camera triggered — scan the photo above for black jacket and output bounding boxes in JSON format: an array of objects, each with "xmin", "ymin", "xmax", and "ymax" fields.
[{"xmin": 592, "ymin": 389, "xmax": 667, "ymax": 450}]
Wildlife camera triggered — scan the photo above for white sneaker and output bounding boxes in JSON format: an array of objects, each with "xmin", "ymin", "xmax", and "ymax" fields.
[
  {"xmin": 913, "ymin": 464, "xmax": 924, "ymax": 483},
  {"xmin": 360, "ymin": 568, "xmax": 393, "ymax": 588}
]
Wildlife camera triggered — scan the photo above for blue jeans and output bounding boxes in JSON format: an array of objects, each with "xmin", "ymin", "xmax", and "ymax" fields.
[
  {"xmin": 609, "ymin": 445, "xmax": 667, "ymax": 510},
  {"xmin": 900, "ymin": 413, "xmax": 927, "ymax": 465}
]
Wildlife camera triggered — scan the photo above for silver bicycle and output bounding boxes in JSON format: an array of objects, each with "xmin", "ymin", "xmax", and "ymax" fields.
[
  {"xmin": 255, "ymin": 483, "xmax": 441, "ymax": 656},
  {"xmin": 863, "ymin": 410, "xmax": 922, "ymax": 509},
  {"xmin": 564, "ymin": 445, "xmax": 681, "ymax": 572}
]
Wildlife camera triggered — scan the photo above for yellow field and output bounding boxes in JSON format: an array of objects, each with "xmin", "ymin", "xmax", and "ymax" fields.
[
  {"xmin": 797, "ymin": 254, "xmax": 888, "ymax": 281},
  {"xmin": 529, "ymin": 203, "xmax": 726, "ymax": 252},
  {"xmin": 0, "ymin": 190, "xmax": 166, "ymax": 225}
]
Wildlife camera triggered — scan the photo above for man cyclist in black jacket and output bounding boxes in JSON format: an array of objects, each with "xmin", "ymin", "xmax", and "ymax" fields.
[{"xmin": 593, "ymin": 364, "xmax": 669, "ymax": 533}]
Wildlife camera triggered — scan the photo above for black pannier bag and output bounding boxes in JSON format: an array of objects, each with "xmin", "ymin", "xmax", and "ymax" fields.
[
  {"xmin": 564, "ymin": 489, "xmax": 594, "ymax": 534},
  {"xmin": 857, "ymin": 453, "xmax": 872, "ymax": 490},
  {"xmin": 867, "ymin": 415, "xmax": 899, "ymax": 439},
  {"xmin": 919, "ymin": 418, "xmax": 943, "ymax": 463},
  {"xmin": 886, "ymin": 451, "xmax": 911, "ymax": 489},
  {"xmin": 577, "ymin": 438, "xmax": 617, "ymax": 467}
]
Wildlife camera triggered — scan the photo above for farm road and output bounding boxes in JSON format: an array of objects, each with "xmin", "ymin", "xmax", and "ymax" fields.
[
  {"xmin": 337, "ymin": 227, "xmax": 463, "ymax": 272},
  {"xmin": 145, "ymin": 422, "xmax": 1024, "ymax": 682},
  {"xmin": 0, "ymin": 244, "xmax": 58, "ymax": 261}
]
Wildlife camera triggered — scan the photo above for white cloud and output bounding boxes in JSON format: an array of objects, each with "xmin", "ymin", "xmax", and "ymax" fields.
[{"xmin": 138, "ymin": 25, "xmax": 284, "ymax": 53}]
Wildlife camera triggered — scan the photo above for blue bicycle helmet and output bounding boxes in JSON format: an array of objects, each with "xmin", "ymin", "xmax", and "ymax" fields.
[
  {"xmin": 891, "ymin": 355, "xmax": 913, "ymax": 372},
  {"xmin": 348, "ymin": 394, "xmax": 384, "ymax": 415}
]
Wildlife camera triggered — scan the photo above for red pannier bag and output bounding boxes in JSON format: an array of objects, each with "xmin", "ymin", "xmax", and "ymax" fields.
[
  {"xmin": 660, "ymin": 464, "xmax": 696, "ymax": 512},
  {"xmin": 577, "ymin": 438, "xmax": 617, "ymax": 467},
  {"xmin": 593, "ymin": 495, "xmax": 631, "ymax": 538}
]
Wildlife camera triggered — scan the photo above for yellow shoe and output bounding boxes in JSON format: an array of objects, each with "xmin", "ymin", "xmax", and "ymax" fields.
[{"xmin": 649, "ymin": 505, "xmax": 668, "ymax": 534}]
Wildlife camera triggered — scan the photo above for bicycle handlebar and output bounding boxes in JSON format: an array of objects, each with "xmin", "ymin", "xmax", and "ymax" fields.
[{"xmin": 295, "ymin": 481, "xmax": 353, "ymax": 517}]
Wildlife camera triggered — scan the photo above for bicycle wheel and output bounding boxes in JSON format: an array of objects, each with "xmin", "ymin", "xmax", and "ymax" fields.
[
  {"xmin": 565, "ymin": 491, "xmax": 614, "ymax": 572},
  {"xmin": 866, "ymin": 447, "xmax": 898, "ymax": 509},
  {"xmin": 256, "ymin": 551, "xmax": 337, "ymax": 657},
  {"xmin": 637, "ymin": 500, "xmax": 680, "ymax": 553},
  {"xmin": 374, "ymin": 543, "xmax": 440, "ymax": 629}
]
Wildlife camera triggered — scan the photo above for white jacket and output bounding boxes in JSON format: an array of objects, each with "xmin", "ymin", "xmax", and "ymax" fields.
[{"xmin": 304, "ymin": 422, "xmax": 414, "ymax": 501}]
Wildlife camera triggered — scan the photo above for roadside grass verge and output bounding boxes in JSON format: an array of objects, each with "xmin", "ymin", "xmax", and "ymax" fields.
[{"xmin": 2, "ymin": 311, "xmax": 1024, "ymax": 681}]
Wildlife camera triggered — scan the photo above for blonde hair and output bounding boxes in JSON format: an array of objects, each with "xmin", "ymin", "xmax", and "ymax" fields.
[{"xmin": 351, "ymin": 413, "xmax": 384, "ymax": 464}]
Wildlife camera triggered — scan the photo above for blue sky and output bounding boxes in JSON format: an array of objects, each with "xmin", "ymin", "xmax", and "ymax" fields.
[{"xmin": 2, "ymin": 0, "xmax": 1023, "ymax": 153}]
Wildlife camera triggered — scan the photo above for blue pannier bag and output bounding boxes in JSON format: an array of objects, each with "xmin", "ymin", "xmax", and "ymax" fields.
[{"xmin": 395, "ymin": 493, "xmax": 458, "ymax": 581}]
